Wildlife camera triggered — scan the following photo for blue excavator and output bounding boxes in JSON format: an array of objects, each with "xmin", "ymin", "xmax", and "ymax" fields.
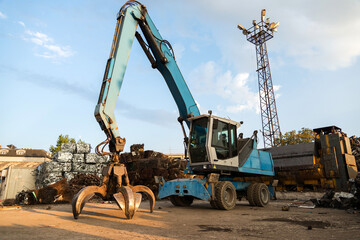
[{"xmin": 72, "ymin": 1, "xmax": 275, "ymax": 220}]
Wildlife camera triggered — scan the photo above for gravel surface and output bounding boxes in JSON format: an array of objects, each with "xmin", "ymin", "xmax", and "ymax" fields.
[{"xmin": 0, "ymin": 199, "xmax": 359, "ymax": 239}]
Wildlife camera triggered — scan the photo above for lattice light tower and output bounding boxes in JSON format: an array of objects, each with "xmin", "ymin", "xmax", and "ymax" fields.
[{"xmin": 237, "ymin": 9, "xmax": 281, "ymax": 148}]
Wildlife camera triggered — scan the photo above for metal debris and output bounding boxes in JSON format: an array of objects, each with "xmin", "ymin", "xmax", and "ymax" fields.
[
  {"xmin": 311, "ymin": 173, "xmax": 360, "ymax": 210},
  {"xmin": 16, "ymin": 174, "xmax": 101, "ymax": 205},
  {"xmin": 350, "ymin": 136, "xmax": 360, "ymax": 170}
]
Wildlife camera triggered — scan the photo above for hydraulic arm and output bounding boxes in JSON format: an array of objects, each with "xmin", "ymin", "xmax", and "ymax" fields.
[
  {"xmin": 94, "ymin": 1, "xmax": 199, "ymax": 157},
  {"xmin": 72, "ymin": 1, "xmax": 200, "ymax": 220}
]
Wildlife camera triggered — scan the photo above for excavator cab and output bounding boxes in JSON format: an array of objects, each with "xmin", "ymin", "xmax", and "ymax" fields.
[{"xmin": 188, "ymin": 114, "xmax": 242, "ymax": 174}]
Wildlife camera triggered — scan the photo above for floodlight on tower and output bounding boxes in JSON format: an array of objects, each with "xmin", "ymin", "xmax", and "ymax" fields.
[
  {"xmin": 236, "ymin": 8, "xmax": 282, "ymax": 148},
  {"xmin": 261, "ymin": 9, "xmax": 266, "ymax": 21}
]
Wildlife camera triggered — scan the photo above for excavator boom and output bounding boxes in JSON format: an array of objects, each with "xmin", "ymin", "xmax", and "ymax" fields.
[
  {"xmin": 95, "ymin": 2, "xmax": 199, "ymax": 154},
  {"xmin": 73, "ymin": 1, "xmax": 200, "ymax": 220}
]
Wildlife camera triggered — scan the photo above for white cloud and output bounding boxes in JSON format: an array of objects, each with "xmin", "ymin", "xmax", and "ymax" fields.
[
  {"xmin": 189, "ymin": 61, "xmax": 259, "ymax": 114},
  {"xmin": 176, "ymin": 0, "xmax": 360, "ymax": 71},
  {"xmin": 25, "ymin": 30, "xmax": 53, "ymax": 45},
  {"xmin": 18, "ymin": 21, "xmax": 25, "ymax": 27},
  {"xmin": 280, "ymin": 4, "xmax": 360, "ymax": 70},
  {"xmin": 273, "ymin": 85, "xmax": 281, "ymax": 92},
  {"xmin": 44, "ymin": 44, "xmax": 73, "ymax": 58},
  {"xmin": 23, "ymin": 30, "xmax": 74, "ymax": 60},
  {"xmin": 0, "ymin": 11, "xmax": 6, "ymax": 19}
]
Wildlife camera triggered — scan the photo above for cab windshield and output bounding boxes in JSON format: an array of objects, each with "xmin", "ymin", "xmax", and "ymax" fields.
[{"xmin": 189, "ymin": 117, "xmax": 208, "ymax": 163}]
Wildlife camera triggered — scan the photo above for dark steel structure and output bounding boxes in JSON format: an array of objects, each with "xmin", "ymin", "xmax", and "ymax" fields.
[{"xmin": 238, "ymin": 10, "xmax": 282, "ymax": 148}]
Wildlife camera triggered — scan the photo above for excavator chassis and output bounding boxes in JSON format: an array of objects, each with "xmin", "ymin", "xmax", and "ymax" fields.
[{"xmin": 72, "ymin": 161, "xmax": 155, "ymax": 219}]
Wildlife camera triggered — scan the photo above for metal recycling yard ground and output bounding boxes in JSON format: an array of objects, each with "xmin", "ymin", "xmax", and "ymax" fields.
[{"xmin": 0, "ymin": 199, "xmax": 359, "ymax": 240}]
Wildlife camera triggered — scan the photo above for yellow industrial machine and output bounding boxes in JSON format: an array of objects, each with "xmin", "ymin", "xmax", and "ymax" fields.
[{"xmin": 267, "ymin": 126, "xmax": 358, "ymax": 191}]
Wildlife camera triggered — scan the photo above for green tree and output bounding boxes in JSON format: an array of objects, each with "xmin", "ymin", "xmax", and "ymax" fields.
[
  {"xmin": 49, "ymin": 134, "xmax": 76, "ymax": 156},
  {"xmin": 279, "ymin": 128, "xmax": 315, "ymax": 146}
]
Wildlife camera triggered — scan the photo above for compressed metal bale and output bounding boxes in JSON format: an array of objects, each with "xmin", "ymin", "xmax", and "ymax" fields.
[
  {"xmin": 95, "ymin": 163, "xmax": 107, "ymax": 174},
  {"xmin": 85, "ymin": 153, "xmax": 98, "ymax": 164},
  {"xmin": 72, "ymin": 162, "xmax": 97, "ymax": 173},
  {"xmin": 64, "ymin": 172, "xmax": 76, "ymax": 181},
  {"xmin": 85, "ymin": 164, "xmax": 98, "ymax": 173},
  {"xmin": 73, "ymin": 153, "xmax": 85, "ymax": 163},
  {"xmin": 62, "ymin": 163, "xmax": 72, "ymax": 172},
  {"xmin": 40, "ymin": 161, "xmax": 63, "ymax": 173},
  {"xmin": 60, "ymin": 143, "xmax": 76, "ymax": 153},
  {"xmin": 72, "ymin": 162, "xmax": 85, "ymax": 172},
  {"xmin": 84, "ymin": 154, "xmax": 109, "ymax": 164},
  {"xmin": 97, "ymin": 155, "xmax": 110, "ymax": 164},
  {"xmin": 56, "ymin": 152, "xmax": 73, "ymax": 163},
  {"xmin": 76, "ymin": 143, "xmax": 91, "ymax": 154},
  {"xmin": 43, "ymin": 173, "xmax": 63, "ymax": 186}
]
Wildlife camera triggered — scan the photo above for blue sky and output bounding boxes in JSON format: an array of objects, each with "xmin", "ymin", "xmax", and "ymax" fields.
[{"xmin": 1, "ymin": 0, "xmax": 359, "ymax": 154}]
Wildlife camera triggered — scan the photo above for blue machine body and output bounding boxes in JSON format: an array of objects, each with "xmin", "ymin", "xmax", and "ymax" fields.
[{"xmin": 158, "ymin": 145, "xmax": 275, "ymax": 201}]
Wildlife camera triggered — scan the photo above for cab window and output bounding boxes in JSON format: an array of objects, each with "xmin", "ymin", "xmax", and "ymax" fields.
[{"xmin": 211, "ymin": 119, "xmax": 237, "ymax": 159}]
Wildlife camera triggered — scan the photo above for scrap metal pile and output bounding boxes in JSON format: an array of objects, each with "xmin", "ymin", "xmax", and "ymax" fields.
[
  {"xmin": 15, "ymin": 143, "xmax": 186, "ymax": 205},
  {"xmin": 312, "ymin": 173, "xmax": 360, "ymax": 210},
  {"xmin": 16, "ymin": 174, "xmax": 101, "ymax": 205},
  {"xmin": 121, "ymin": 144, "xmax": 188, "ymax": 195},
  {"xmin": 36, "ymin": 143, "xmax": 109, "ymax": 187}
]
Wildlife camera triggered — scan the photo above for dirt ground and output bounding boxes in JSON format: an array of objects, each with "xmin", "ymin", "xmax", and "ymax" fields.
[{"xmin": 0, "ymin": 198, "xmax": 359, "ymax": 240}]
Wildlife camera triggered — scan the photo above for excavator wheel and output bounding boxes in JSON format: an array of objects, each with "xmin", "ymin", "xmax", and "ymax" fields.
[
  {"xmin": 214, "ymin": 181, "xmax": 237, "ymax": 210},
  {"xmin": 246, "ymin": 183, "xmax": 256, "ymax": 206},
  {"xmin": 253, "ymin": 183, "xmax": 270, "ymax": 207}
]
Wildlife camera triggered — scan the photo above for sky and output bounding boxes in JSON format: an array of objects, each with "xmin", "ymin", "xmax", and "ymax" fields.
[{"xmin": 0, "ymin": 0, "xmax": 359, "ymax": 154}]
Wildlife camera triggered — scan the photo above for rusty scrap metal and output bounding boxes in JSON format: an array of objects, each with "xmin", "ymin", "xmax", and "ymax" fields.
[{"xmin": 16, "ymin": 174, "xmax": 102, "ymax": 205}]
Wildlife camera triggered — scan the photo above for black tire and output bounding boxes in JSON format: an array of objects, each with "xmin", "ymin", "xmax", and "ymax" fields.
[
  {"xmin": 215, "ymin": 181, "xmax": 237, "ymax": 210},
  {"xmin": 169, "ymin": 195, "xmax": 182, "ymax": 206},
  {"xmin": 210, "ymin": 200, "xmax": 219, "ymax": 209},
  {"xmin": 253, "ymin": 183, "xmax": 270, "ymax": 207},
  {"xmin": 178, "ymin": 196, "xmax": 194, "ymax": 206},
  {"xmin": 247, "ymin": 183, "xmax": 256, "ymax": 206},
  {"xmin": 170, "ymin": 195, "xmax": 194, "ymax": 207}
]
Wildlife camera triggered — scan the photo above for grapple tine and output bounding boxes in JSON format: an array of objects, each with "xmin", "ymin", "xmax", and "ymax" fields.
[
  {"xmin": 114, "ymin": 186, "xmax": 141, "ymax": 219},
  {"xmin": 113, "ymin": 193, "xmax": 125, "ymax": 210},
  {"xmin": 72, "ymin": 185, "xmax": 106, "ymax": 219},
  {"xmin": 134, "ymin": 192, "xmax": 142, "ymax": 212},
  {"xmin": 131, "ymin": 185, "xmax": 155, "ymax": 213}
]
